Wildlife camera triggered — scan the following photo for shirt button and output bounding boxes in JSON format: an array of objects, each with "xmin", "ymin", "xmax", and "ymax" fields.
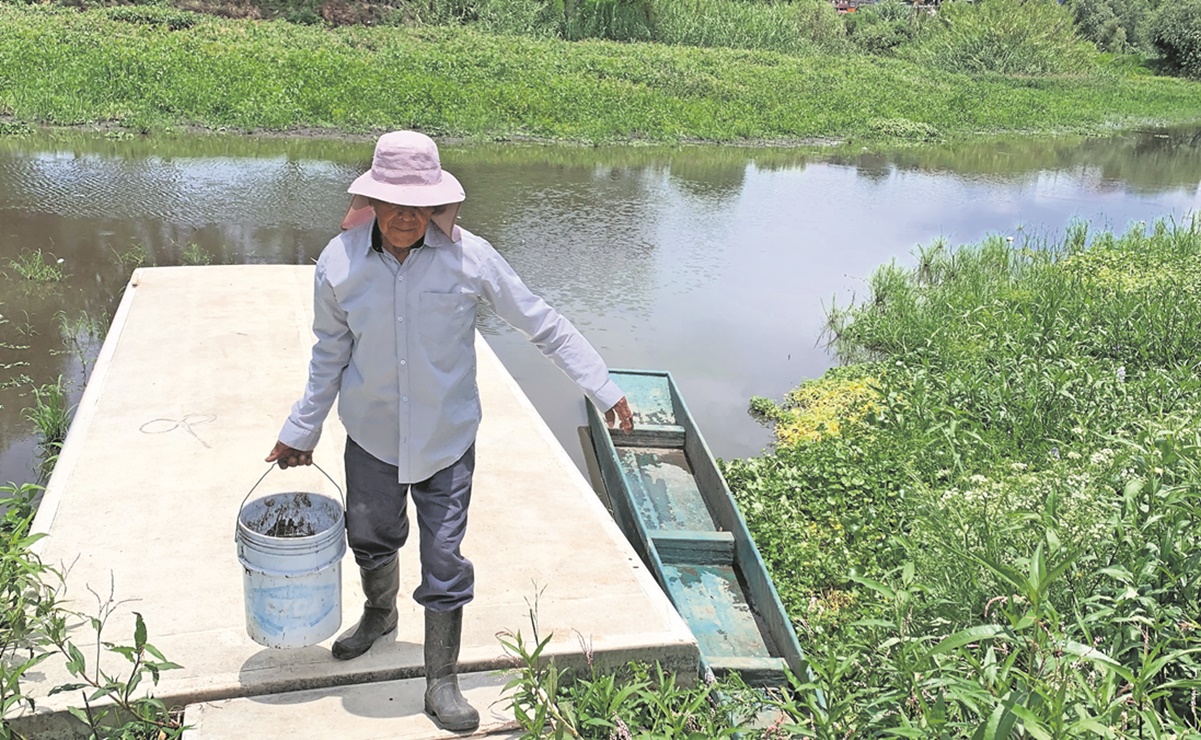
[
  {"xmin": 397, "ymin": 316, "xmax": 404, "ymax": 322},
  {"xmin": 402, "ymin": 396, "xmax": 408, "ymax": 402},
  {"xmin": 400, "ymin": 359, "xmax": 407, "ymax": 366}
]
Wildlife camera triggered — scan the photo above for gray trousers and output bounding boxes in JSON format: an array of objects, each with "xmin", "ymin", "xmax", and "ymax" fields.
[{"xmin": 344, "ymin": 437, "xmax": 475, "ymax": 612}]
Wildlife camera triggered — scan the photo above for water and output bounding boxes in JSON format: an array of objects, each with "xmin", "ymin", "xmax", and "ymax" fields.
[{"xmin": 1, "ymin": 129, "xmax": 1199, "ymax": 485}]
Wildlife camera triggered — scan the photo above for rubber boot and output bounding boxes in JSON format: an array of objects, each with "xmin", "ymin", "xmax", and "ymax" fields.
[
  {"xmin": 423, "ymin": 607, "xmax": 479, "ymax": 732},
  {"xmin": 332, "ymin": 557, "xmax": 399, "ymax": 660}
]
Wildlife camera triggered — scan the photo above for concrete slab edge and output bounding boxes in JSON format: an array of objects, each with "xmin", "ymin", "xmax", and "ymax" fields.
[
  {"xmin": 29, "ymin": 268, "xmax": 143, "ymax": 552},
  {"xmin": 475, "ymin": 339, "xmax": 695, "ymax": 645}
]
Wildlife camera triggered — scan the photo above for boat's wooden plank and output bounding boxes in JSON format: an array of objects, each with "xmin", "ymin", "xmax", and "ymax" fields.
[
  {"xmin": 651, "ymin": 531, "xmax": 735, "ymax": 565},
  {"xmin": 616, "ymin": 447, "xmax": 716, "ymax": 532},
  {"xmin": 660, "ymin": 563, "xmax": 775, "ymax": 661},
  {"xmin": 610, "ymin": 424, "xmax": 686, "ymax": 449},
  {"xmin": 686, "ymin": 432, "xmax": 808, "ymax": 682},
  {"xmin": 706, "ymin": 656, "xmax": 789, "ymax": 686}
]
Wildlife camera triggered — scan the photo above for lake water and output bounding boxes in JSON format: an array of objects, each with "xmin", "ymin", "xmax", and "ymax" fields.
[{"xmin": 1, "ymin": 129, "xmax": 1199, "ymax": 486}]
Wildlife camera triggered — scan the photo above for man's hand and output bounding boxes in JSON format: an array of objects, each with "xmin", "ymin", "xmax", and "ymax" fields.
[
  {"xmin": 605, "ymin": 397, "xmax": 634, "ymax": 433},
  {"xmin": 266, "ymin": 440, "xmax": 314, "ymax": 469}
]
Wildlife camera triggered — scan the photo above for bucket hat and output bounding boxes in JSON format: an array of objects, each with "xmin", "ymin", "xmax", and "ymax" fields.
[{"xmin": 340, "ymin": 131, "xmax": 465, "ymax": 239}]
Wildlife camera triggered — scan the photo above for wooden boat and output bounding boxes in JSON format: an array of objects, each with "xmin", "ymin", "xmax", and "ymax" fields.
[{"xmin": 586, "ymin": 369, "xmax": 809, "ymax": 688}]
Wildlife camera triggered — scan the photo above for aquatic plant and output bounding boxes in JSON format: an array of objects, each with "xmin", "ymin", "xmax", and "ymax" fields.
[
  {"xmin": 726, "ymin": 217, "xmax": 1201, "ymax": 733},
  {"xmin": 111, "ymin": 243, "xmax": 151, "ymax": 270},
  {"xmin": 180, "ymin": 242, "xmax": 213, "ymax": 266},
  {"xmin": 22, "ymin": 376, "xmax": 73, "ymax": 468},
  {"xmin": 6, "ymin": 249, "xmax": 65, "ymax": 282},
  {"xmin": 55, "ymin": 310, "xmax": 107, "ymax": 383}
]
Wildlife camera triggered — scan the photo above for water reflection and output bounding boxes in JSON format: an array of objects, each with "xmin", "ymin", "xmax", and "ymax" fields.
[{"xmin": 1, "ymin": 129, "xmax": 1199, "ymax": 484}]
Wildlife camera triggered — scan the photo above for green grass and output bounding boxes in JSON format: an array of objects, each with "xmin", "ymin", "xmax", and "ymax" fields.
[
  {"xmin": 0, "ymin": 5, "xmax": 1199, "ymax": 143},
  {"xmin": 6, "ymin": 248, "xmax": 65, "ymax": 282},
  {"xmin": 724, "ymin": 218, "xmax": 1201, "ymax": 733}
]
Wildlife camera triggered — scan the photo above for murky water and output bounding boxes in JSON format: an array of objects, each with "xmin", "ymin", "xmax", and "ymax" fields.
[{"xmin": 1, "ymin": 129, "xmax": 1199, "ymax": 485}]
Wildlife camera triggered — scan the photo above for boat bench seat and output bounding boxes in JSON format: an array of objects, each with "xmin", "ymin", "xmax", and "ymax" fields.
[
  {"xmin": 651, "ymin": 530, "xmax": 735, "ymax": 565},
  {"xmin": 611, "ymin": 424, "xmax": 686, "ymax": 449},
  {"xmin": 707, "ymin": 656, "xmax": 789, "ymax": 686}
]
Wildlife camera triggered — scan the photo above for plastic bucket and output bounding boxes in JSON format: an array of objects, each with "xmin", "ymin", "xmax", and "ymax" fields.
[{"xmin": 236, "ymin": 466, "xmax": 347, "ymax": 649}]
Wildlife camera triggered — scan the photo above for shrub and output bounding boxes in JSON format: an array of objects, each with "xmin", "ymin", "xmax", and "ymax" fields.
[
  {"xmin": 1067, "ymin": 0, "xmax": 1153, "ymax": 52},
  {"xmin": 655, "ymin": 0, "xmax": 846, "ymax": 54},
  {"xmin": 1148, "ymin": 0, "xmax": 1201, "ymax": 78},
  {"xmin": 844, "ymin": 0, "xmax": 920, "ymax": 55},
  {"xmin": 906, "ymin": 0, "xmax": 1099, "ymax": 75},
  {"xmin": 104, "ymin": 4, "xmax": 201, "ymax": 28}
]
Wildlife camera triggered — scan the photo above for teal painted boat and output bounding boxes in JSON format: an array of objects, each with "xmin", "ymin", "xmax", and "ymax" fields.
[{"xmin": 586, "ymin": 369, "xmax": 809, "ymax": 689}]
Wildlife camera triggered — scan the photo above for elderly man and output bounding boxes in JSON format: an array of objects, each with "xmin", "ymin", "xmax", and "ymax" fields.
[{"xmin": 266, "ymin": 131, "xmax": 633, "ymax": 731}]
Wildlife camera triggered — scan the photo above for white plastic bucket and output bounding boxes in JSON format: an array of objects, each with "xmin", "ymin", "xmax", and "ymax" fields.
[{"xmin": 236, "ymin": 467, "xmax": 347, "ymax": 649}]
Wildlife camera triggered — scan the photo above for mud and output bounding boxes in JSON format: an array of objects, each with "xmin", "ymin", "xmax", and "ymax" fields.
[{"xmin": 246, "ymin": 492, "xmax": 319, "ymax": 538}]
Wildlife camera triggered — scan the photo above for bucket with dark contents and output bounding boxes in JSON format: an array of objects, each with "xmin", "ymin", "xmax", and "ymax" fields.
[{"xmin": 235, "ymin": 465, "xmax": 346, "ymax": 649}]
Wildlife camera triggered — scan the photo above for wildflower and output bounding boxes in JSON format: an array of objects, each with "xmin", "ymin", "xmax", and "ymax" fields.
[
  {"xmin": 1117, "ymin": 366, "xmax": 1126, "ymax": 382},
  {"xmin": 935, "ymin": 469, "xmax": 950, "ymax": 479},
  {"xmin": 1010, "ymin": 462, "xmax": 1028, "ymax": 472},
  {"xmin": 968, "ymin": 474, "xmax": 987, "ymax": 485},
  {"xmin": 1067, "ymin": 451, "xmax": 1082, "ymax": 460},
  {"xmin": 1050, "ymin": 446, "xmax": 1060, "ymax": 460},
  {"xmin": 1071, "ymin": 426, "xmax": 1085, "ymax": 436}
]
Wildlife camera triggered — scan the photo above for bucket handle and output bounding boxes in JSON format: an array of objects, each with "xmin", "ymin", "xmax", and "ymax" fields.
[{"xmin": 236, "ymin": 462, "xmax": 346, "ymax": 542}]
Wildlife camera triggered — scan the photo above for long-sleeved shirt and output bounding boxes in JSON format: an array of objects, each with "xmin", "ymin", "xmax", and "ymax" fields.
[{"xmin": 279, "ymin": 219, "xmax": 624, "ymax": 482}]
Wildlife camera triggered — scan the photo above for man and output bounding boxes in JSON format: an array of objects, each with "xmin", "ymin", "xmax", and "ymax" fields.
[{"xmin": 266, "ymin": 131, "xmax": 633, "ymax": 732}]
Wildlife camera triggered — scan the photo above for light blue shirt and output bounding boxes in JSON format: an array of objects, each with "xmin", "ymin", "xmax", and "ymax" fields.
[{"xmin": 279, "ymin": 220, "xmax": 624, "ymax": 482}]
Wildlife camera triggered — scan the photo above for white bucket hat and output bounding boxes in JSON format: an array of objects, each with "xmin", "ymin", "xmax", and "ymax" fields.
[{"xmin": 340, "ymin": 131, "xmax": 465, "ymax": 239}]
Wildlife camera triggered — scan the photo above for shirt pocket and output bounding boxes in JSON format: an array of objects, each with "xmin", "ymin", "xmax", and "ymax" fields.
[{"xmin": 418, "ymin": 292, "xmax": 478, "ymax": 372}]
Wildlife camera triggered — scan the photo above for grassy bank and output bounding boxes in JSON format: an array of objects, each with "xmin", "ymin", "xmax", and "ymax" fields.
[
  {"xmin": 1, "ymin": 5, "xmax": 1200, "ymax": 144},
  {"xmin": 726, "ymin": 220, "xmax": 1201, "ymax": 733}
]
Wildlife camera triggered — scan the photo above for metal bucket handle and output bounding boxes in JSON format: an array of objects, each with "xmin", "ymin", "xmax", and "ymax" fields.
[{"xmin": 236, "ymin": 462, "xmax": 346, "ymax": 542}]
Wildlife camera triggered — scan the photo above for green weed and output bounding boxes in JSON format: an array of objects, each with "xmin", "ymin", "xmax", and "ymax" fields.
[
  {"xmin": 23, "ymin": 376, "xmax": 73, "ymax": 470},
  {"xmin": 111, "ymin": 242, "xmax": 151, "ymax": 270},
  {"xmin": 728, "ymin": 217, "xmax": 1201, "ymax": 733},
  {"xmin": 1, "ymin": 4, "xmax": 1200, "ymax": 144},
  {"xmin": 498, "ymin": 594, "xmax": 760, "ymax": 737},
  {"xmin": 55, "ymin": 309, "xmax": 107, "ymax": 381},
  {"xmin": 6, "ymin": 249, "xmax": 65, "ymax": 282},
  {"xmin": 180, "ymin": 242, "xmax": 212, "ymax": 266}
]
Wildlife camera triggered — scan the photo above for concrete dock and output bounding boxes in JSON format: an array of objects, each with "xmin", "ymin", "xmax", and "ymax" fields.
[{"xmin": 16, "ymin": 266, "xmax": 697, "ymax": 739}]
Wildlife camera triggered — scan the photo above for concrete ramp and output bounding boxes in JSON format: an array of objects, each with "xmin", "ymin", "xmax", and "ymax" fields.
[{"xmin": 16, "ymin": 266, "xmax": 697, "ymax": 738}]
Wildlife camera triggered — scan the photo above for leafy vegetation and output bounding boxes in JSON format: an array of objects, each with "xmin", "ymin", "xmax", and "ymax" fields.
[
  {"xmin": 904, "ymin": 0, "xmax": 1100, "ymax": 75},
  {"xmin": 497, "ymin": 596, "xmax": 776, "ymax": 737},
  {"xmin": 0, "ymin": 3, "xmax": 1199, "ymax": 144},
  {"xmin": 1148, "ymin": 0, "xmax": 1201, "ymax": 79},
  {"xmin": 5, "ymin": 249, "xmax": 64, "ymax": 282},
  {"xmin": 724, "ymin": 218, "xmax": 1201, "ymax": 733},
  {"xmin": 0, "ymin": 482, "xmax": 185, "ymax": 739}
]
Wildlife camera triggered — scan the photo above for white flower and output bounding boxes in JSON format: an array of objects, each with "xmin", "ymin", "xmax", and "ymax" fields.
[
  {"xmin": 1067, "ymin": 451, "xmax": 1082, "ymax": 460},
  {"xmin": 1117, "ymin": 366, "xmax": 1126, "ymax": 382},
  {"xmin": 1010, "ymin": 462, "xmax": 1028, "ymax": 472},
  {"xmin": 968, "ymin": 474, "xmax": 988, "ymax": 485}
]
